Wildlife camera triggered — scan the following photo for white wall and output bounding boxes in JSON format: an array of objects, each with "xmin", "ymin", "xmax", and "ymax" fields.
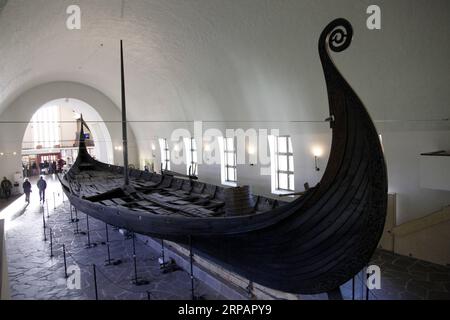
[
  {"xmin": 0, "ymin": 0, "xmax": 448, "ymax": 224},
  {"xmin": 0, "ymin": 82, "xmax": 139, "ymax": 184},
  {"xmin": 125, "ymin": 0, "xmax": 450, "ymax": 224}
]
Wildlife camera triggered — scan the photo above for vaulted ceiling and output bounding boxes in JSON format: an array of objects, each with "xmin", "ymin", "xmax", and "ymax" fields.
[{"xmin": 0, "ymin": 0, "xmax": 449, "ymax": 127}]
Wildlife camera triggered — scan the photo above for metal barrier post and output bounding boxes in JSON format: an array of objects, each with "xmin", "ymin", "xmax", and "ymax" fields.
[
  {"xmin": 161, "ymin": 239, "xmax": 165, "ymax": 266},
  {"xmin": 85, "ymin": 214, "xmax": 96, "ymax": 248},
  {"xmin": 366, "ymin": 266, "xmax": 370, "ymax": 300},
  {"xmin": 131, "ymin": 233, "xmax": 148, "ymax": 286},
  {"xmin": 50, "ymin": 228, "xmax": 53, "ymax": 257},
  {"xmin": 104, "ymin": 223, "xmax": 121, "ymax": 266},
  {"xmin": 63, "ymin": 244, "xmax": 68, "ymax": 278},
  {"xmin": 352, "ymin": 276, "xmax": 355, "ymax": 300},
  {"xmin": 93, "ymin": 264, "xmax": 99, "ymax": 300},
  {"xmin": 74, "ymin": 208, "xmax": 79, "ymax": 234},
  {"xmin": 189, "ymin": 235, "xmax": 195, "ymax": 300},
  {"xmin": 42, "ymin": 209, "xmax": 47, "ymax": 241}
]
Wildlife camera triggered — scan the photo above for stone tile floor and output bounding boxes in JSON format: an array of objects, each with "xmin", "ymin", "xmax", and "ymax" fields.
[
  {"xmin": 0, "ymin": 194, "xmax": 21, "ymax": 211},
  {"xmin": 2, "ymin": 176, "xmax": 450, "ymax": 300},
  {"xmin": 3, "ymin": 176, "xmax": 224, "ymax": 300},
  {"xmin": 365, "ymin": 249, "xmax": 450, "ymax": 300},
  {"xmin": 300, "ymin": 249, "xmax": 450, "ymax": 300}
]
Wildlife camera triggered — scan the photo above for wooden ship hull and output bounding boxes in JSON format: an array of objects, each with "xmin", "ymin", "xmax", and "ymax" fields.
[{"xmin": 60, "ymin": 18, "xmax": 387, "ymax": 295}]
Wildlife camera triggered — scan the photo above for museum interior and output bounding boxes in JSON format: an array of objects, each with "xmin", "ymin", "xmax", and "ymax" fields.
[{"xmin": 0, "ymin": 0, "xmax": 449, "ymax": 301}]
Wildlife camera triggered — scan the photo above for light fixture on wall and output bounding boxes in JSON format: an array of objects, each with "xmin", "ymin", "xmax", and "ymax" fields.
[
  {"xmin": 312, "ymin": 146, "xmax": 323, "ymax": 172},
  {"xmin": 151, "ymin": 143, "xmax": 156, "ymax": 157},
  {"xmin": 247, "ymin": 144, "xmax": 256, "ymax": 166},
  {"xmin": 203, "ymin": 143, "xmax": 211, "ymax": 162},
  {"xmin": 0, "ymin": 152, "xmax": 17, "ymax": 156},
  {"xmin": 114, "ymin": 146, "xmax": 123, "ymax": 151}
]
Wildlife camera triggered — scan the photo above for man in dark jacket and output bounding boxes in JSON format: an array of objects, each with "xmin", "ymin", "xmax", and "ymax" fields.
[
  {"xmin": 1, "ymin": 177, "xmax": 13, "ymax": 199},
  {"xmin": 37, "ymin": 176, "xmax": 47, "ymax": 203},
  {"xmin": 23, "ymin": 178, "xmax": 32, "ymax": 203}
]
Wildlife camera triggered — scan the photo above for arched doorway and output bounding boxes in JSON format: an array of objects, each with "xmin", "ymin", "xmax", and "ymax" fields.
[
  {"xmin": 21, "ymin": 98, "xmax": 114, "ymax": 176},
  {"xmin": 0, "ymin": 81, "xmax": 139, "ymax": 189}
]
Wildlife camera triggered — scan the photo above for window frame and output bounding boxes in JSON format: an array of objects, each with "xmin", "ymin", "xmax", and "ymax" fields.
[
  {"xmin": 185, "ymin": 137, "xmax": 198, "ymax": 176},
  {"xmin": 224, "ymin": 137, "xmax": 237, "ymax": 183},
  {"xmin": 159, "ymin": 138, "xmax": 171, "ymax": 171},
  {"xmin": 31, "ymin": 105, "xmax": 61, "ymax": 149},
  {"xmin": 268, "ymin": 135, "xmax": 295, "ymax": 194}
]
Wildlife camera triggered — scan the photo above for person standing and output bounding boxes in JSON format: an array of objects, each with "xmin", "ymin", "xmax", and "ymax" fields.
[
  {"xmin": 57, "ymin": 158, "xmax": 65, "ymax": 173},
  {"xmin": 31, "ymin": 162, "xmax": 37, "ymax": 176},
  {"xmin": 23, "ymin": 178, "xmax": 32, "ymax": 203},
  {"xmin": 1, "ymin": 177, "xmax": 13, "ymax": 199},
  {"xmin": 37, "ymin": 176, "xmax": 47, "ymax": 203}
]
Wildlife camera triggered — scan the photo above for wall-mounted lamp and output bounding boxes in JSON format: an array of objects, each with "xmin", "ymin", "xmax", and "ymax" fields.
[
  {"xmin": 312, "ymin": 146, "xmax": 323, "ymax": 172},
  {"xmin": 247, "ymin": 145, "xmax": 256, "ymax": 166},
  {"xmin": 114, "ymin": 146, "xmax": 123, "ymax": 151},
  {"xmin": 203, "ymin": 143, "xmax": 212, "ymax": 162},
  {"xmin": 0, "ymin": 152, "xmax": 18, "ymax": 157},
  {"xmin": 151, "ymin": 143, "xmax": 156, "ymax": 151}
]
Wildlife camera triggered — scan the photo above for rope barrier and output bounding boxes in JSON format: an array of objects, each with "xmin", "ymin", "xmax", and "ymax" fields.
[
  {"xmin": 45, "ymin": 188, "xmax": 383, "ymax": 301},
  {"xmin": 39, "ymin": 194, "xmax": 202, "ymax": 300},
  {"xmin": 64, "ymin": 247, "xmax": 92, "ymax": 268}
]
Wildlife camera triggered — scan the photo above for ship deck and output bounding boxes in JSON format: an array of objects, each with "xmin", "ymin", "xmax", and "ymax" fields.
[{"xmin": 65, "ymin": 168, "xmax": 285, "ymax": 219}]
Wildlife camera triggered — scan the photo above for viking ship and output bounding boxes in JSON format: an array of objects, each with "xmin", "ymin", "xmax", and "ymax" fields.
[{"xmin": 60, "ymin": 18, "xmax": 387, "ymax": 295}]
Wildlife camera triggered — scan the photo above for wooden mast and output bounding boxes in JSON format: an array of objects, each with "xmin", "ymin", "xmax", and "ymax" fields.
[{"xmin": 120, "ymin": 40, "xmax": 129, "ymax": 186}]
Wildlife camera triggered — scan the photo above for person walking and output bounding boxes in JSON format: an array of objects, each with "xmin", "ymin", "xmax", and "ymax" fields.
[
  {"xmin": 37, "ymin": 176, "xmax": 47, "ymax": 203},
  {"xmin": 23, "ymin": 178, "xmax": 32, "ymax": 203}
]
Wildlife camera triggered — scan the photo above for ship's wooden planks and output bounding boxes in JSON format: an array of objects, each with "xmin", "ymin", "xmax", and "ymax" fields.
[{"xmin": 61, "ymin": 19, "xmax": 387, "ymax": 295}]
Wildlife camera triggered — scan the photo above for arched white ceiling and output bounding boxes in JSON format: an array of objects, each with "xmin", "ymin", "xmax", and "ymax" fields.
[{"xmin": 0, "ymin": 0, "xmax": 449, "ymax": 129}]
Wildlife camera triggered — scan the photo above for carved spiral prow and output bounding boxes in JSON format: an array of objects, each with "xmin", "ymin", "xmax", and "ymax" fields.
[
  {"xmin": 319, "ymin": 18, "xmax": 353, "ymax": 54},
  {"xmin": 318, "ymin": 18, "xmax": 356, "ymax": 126}
]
